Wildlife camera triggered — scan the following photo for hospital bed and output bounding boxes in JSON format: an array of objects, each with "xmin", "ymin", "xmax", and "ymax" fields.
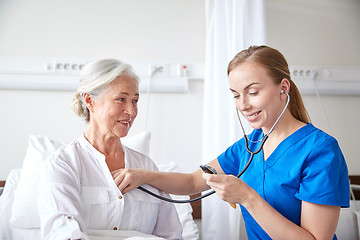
[
  {"xmin": 0, "ymin": 132, "xmax": 199, "ymax": 240},
  {"xmin": 334, "ymin": 179, "xmax": 360, "ymax": 240}
]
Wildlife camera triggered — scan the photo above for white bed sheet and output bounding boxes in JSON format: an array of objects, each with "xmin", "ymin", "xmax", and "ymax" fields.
[{"xmin": 9, "ymin": 228, "xmax": 165, "ymax": 240}]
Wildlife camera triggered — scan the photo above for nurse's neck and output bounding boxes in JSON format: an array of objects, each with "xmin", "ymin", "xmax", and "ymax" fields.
[{"xmin": 263, "ymin": 112, "xmax": 305, "ymax": 142}]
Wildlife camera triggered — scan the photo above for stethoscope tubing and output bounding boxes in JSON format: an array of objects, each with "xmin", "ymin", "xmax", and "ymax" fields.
[
  {"xmin": 137, "ymin": 134, "xmax": 268, "ymax": 204},
  {"xmin": 138, "ymin": 185, "xmax": 215, "ymax": 203}
]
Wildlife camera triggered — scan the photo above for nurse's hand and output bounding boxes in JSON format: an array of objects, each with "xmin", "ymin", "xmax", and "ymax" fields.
[
  {"xmin": 112, "ymin": 168, "xmax": 148, "ymax": 194},
  {"xmin": 202, "ymin": 173, "xmax": 254, "ymax": 206}
]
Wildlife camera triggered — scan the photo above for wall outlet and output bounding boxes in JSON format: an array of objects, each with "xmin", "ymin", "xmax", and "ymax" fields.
[{"xmin": 290, "ymin": 66, "xmax": 318, "ymax": 80}]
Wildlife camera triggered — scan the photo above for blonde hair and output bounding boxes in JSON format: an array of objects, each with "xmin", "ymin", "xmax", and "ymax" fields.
[
  {"xmin": 228, "ymin": 45, "xmax": 310, "ymax": 123},
  {"xmin": 72, "ymin": 58, "xmax": 139, "ymax": 122}
]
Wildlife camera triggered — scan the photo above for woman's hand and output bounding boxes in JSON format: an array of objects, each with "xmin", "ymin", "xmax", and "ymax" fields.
[
  {"xmin": 202, "ymin": 173, "xmax": 253, "ymax": 206},
  {"xmin": 112, "ymin": 168, "xmax": 148, "ymax": 194}
]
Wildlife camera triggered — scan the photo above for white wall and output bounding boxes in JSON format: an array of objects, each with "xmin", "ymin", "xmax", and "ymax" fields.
[
  {"xmin": 1, "ymin": 0, "xmax": 360, "ymax": 179},
  {"xmin": 266, "ymin": 0, "xmax": 360, "ymax": 175},
  {"xmin": 0, "ymin": 0, "xmax": 205, "ymax": 179}
]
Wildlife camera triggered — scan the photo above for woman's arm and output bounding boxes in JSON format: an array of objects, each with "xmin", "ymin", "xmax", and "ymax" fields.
[
  {"xmin": 203, "ymin": 173, "xmax": 340, "ymax": 240},
  {"xmin": 246, "ymin": 192, "xmax": 339, "ymax": 239},
  {"xmin": 300, "ymin": 201, "xmax": 340, "ymax": 239},
  {"xmin": 39, "ymin": 158, "xmax": 88, "ymax": 240},
  {"xmin": 113, "ymin": 159, "xmax": 223, "ymax": 195}
]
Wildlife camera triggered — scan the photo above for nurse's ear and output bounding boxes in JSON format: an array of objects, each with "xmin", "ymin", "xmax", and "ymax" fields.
[
  {"xmin": 280, "ymin": 78, "xmax": 290, "ymax": 99},
  {"xmin": 83, "ymin": 93, "xmax": 95, "ymax": 112}
]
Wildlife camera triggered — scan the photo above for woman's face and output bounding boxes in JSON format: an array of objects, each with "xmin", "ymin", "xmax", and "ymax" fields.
[
  {"xmin": 90, "ymin": 75, "xmax": 139, "ymax": 139},
  {"xmin": 229, "ymin": 62, "xmax": 284, "ymax": 131}
]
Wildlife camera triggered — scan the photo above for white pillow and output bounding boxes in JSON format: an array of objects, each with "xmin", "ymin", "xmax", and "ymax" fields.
[
  {"xmin": 10, "ymin": 132, "xmax": 151, "ymax": 228},
  {"xmin": 122, "ymin": 131, "xmax": 151, "ymax": 156},
  {"xmin": 10, "ymin": 135, "xmax": 66, "ymax": 228},
  {"xmin": 0, "ymin": 169, "xmax": 21, "ymax": 240}
]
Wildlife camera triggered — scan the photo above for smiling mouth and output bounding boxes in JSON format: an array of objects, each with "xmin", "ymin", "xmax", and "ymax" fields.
[
  {"xmin": 246, "ymin": 111, "xmax": 260, "ymax": 121},
  {"xmin": 118, "ymin": 120, "xmax": 131, "ymax": 124}
]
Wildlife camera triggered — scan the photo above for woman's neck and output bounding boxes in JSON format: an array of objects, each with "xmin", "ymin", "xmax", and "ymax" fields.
[
  {"xmin": 85, "ymin": 127, "xmax": 122, "ymax": 156},
  {"xmin": 261, "ymin": 111, "xmax": 306, "ymax": 161},
  {"xmin": 263, "ymin": 111, "xmax": 306, "ymax": 143},
  {"xmin": 85, "ymin": 130, "xmax": 125, "ymax": 172}
]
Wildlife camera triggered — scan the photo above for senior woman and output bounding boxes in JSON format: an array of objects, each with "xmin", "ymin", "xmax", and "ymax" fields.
[{"xmin": 38, "ymin": 59, "xmax": 183, "ymax": 240}]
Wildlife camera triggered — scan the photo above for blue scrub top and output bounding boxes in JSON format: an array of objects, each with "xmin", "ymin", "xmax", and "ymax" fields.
[{"xmin": 218, "ymin": 123, "xmax": 350, "ymax": 240}]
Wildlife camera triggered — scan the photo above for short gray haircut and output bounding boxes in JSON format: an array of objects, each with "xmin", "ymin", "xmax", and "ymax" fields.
[{"xmin": 72, "ymin": 58, "xmax": 139, "ymax": 122}]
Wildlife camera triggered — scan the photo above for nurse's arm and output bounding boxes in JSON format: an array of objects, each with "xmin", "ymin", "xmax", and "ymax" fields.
[
  {"xmin": 244, "ymin": 191, "xmax": 339, "ymax": 239},
  {"xmin": 300, "ymin": 201, "xmax": 340, "ymax": 239},
  {"xmin": 116, "ymin": 159, "xmax": 223, "ymax": 195},
  {"xmin": 145, "ymin": 158, "xmax": 224, "ymax": 195}
]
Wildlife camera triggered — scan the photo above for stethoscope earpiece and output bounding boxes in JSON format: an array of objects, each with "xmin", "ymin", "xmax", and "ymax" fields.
[{"xmin": 281, "ymin": 90, "xmax": 290, "ymax": 97}]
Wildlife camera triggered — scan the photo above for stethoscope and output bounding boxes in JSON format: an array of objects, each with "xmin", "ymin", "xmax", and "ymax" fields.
[{"xmin": 138, "ymin": 91, "xmax": 290, "ymax": 204}]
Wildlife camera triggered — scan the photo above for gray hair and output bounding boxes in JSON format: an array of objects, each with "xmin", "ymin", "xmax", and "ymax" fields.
[{"xmin": 72, "ymin": 58, "xmax": 139, "ymax": 122}]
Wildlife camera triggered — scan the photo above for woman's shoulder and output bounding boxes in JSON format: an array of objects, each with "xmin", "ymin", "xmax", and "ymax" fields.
[
  {"xmin": 40, "ymin": 138, "xmax": 86, "ymax": 185},
  {"xmin": 302, "ymin": 124, "xmax": 339, "ymax": 147},
  {"xmin": 50, "ymin": 137, "xmax": 80, "ymax": 155},
  {"xmin": 45, "ymin": 138, "xmax": 85, "ymax": 168},
  {"xmin": 298, "ymin": 124, "xmax": 345, "ymax": 166}
]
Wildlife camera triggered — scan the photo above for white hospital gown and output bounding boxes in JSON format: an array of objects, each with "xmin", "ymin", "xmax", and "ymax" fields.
[{"xmin": 38, "ymin": 135, "xmax": 183, "ymax": 240}]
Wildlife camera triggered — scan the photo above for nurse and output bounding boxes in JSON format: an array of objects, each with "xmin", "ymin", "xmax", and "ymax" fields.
[{"xmin": 113, "ymin": 45, "xmax": 350, "ymax": 239}]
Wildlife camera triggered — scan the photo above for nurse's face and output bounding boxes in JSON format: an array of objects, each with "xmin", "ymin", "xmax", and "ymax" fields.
[
  {"xmin": 90, "ymin": 75, "xmax": 139, "ymax": 139},
  {"xmin": 229, "ymin": 62, "xmax": 283, "ymax": 132}
]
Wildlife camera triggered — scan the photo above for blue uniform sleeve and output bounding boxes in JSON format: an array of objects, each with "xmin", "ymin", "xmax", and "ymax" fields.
[
  {"xmin": 295, "ymin": 133, "xmax": 350, "ymax": 207},
  {"xmin": 217, "ymin": 138, "xmax": 245, "ymax": 176},
  {"xmin": 218, "ymin": 130, "xmax": 264, "ymax": 176}
]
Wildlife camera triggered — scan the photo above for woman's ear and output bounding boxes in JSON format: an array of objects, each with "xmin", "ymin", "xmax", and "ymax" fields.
[
  {"xmin": 83, "ymin": 93, "xmax": 94, "ymax": 112},
  {"xmin": 280, "ymin": 78, "xmax": 290, "ymax": 95}
]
